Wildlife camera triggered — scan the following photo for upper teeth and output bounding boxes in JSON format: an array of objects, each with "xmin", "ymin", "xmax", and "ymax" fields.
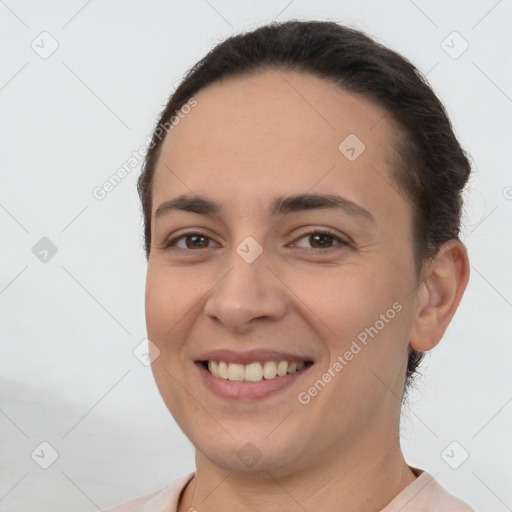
[{"xmin": 207, "ymin": 360, "xmax": 306, "ymax": 382}]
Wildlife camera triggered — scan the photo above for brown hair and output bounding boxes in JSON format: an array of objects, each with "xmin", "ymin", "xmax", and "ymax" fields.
[{"xmin": 137, "ymin": 20, "xmax": 471, "ymax": 402}]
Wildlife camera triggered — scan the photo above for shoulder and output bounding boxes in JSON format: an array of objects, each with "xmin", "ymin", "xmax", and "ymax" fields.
[
  {"xmin": 105, "ymin": 473, "xmax": 195, "ymax": 512},
  {"xmin": 381, "ymin": 469, "xmax": 476, "ymax": 512}
]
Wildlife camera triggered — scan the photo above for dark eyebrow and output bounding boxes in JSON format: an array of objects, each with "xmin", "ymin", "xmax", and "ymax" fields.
[{"xmin": 155, "ymin": 193, "xmax": 374, "ymax": 221}]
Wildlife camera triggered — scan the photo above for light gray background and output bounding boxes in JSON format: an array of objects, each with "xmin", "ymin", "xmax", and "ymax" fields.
[{"xmin": 1, "ymin": 1, "xmax": 511, "ymax": 510}]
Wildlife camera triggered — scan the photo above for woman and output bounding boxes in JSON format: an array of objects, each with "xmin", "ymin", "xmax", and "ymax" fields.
[{"xmin": 108, "ymin": 19, "xmax": 475, "ymax": 511}]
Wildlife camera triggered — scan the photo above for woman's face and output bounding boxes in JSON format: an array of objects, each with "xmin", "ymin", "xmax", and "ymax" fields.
[{"xmin": 145, "ymin": 69, "xmax": 421, "ymax": 474}]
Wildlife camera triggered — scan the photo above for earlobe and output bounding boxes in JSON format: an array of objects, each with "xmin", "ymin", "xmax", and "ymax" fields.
[{"xmin": 409, "ymin": 239, "xmax": 470, "ymax": 352}]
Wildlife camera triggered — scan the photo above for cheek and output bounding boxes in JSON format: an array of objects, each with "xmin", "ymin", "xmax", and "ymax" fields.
[
  {"xmin": 144, "ymin": 269, "xmax": 198, "ymax": 355},
  {"xmin": 290, "ymin": 271, "xmax": 409, "ymax": 448},
  {"xmin": 299, "ymin": 264, "xmax": 410, "ymax": 382},
  {"xmin": 303, "ymin": 266, "xmax": 399, "ymax": 338},
  {"xmin": 145, "ymin": 262, "xmax": 237, "ymax": 425},
  {"xmin": 145, "ymin": 269, "xmax": 200, "ymax": 426}
]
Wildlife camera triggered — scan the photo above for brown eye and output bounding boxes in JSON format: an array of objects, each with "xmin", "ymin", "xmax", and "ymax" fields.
[
  {"xmin": 308, "ymin": 233, "xmax": 336, "ymax": 249},
  {"xmin": 184, "ymin": 235, "xmax": 209, "ymax": 249},
  {"xmin": 291, "ymin": 230, "xmax": 348, "ymax": 251},
  {"xmin": 164, "ymin": 232, "xmax": 217, "ymax": 251}
]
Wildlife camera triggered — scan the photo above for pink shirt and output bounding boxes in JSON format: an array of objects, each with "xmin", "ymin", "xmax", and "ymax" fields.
[{"xmin": 107, "ymin": 468, "xmax": 476, "ymax": 511}]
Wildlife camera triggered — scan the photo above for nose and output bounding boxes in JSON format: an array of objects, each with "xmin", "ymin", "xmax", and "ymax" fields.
[{"xmin": 203, "ymin": 242, "xmax": 288, "ymax": 333}]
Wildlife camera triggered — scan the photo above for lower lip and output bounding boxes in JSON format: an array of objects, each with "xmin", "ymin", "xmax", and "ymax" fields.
[{"xmin": 195, "ymin": 362, "xmax": 312, "ymax": 400}]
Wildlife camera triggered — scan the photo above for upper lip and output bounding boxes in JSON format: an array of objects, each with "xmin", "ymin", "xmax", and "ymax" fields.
[{"xmin": 196, "ymin": 349, "xmax": 314, "ymax": 365}]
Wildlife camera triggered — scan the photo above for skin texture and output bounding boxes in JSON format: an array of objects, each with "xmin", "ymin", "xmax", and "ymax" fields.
[{"xmin": 144, "ymin": 69, "xmax": 470, "ymax": 512}]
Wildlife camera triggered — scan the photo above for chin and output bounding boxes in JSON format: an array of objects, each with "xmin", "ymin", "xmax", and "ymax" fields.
[
  {"xmin": 188, "ymin": 426, "xmax": 310, "ymax": 475},
  {"xmin": 200, "ymin": 442, "xmax": 300, "ymax": 474}
]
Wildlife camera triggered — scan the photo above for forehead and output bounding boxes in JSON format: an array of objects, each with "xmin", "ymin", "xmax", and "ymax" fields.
[{"xmin": 153, "ymin": 68, "xmax": 405, "ymax": 220}]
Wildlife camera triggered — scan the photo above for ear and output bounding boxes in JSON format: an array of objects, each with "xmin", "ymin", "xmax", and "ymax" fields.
[{"xmin": 409, "ymin": 239, "xmax": 470, "ymax": 352}]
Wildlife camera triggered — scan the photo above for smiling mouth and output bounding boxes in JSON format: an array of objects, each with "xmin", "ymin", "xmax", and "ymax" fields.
[{"xmin": 199, "ymin": 360, "xmax": 314, "ymax": 382}]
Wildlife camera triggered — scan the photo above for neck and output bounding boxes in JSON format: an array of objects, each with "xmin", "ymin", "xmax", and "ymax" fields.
[{"xmin": 177, "ymin": 431, "xmax": 417, "ymax": 512}]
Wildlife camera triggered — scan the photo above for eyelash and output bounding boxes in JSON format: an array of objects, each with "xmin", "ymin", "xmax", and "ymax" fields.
[{"xmin": 162, "ymin": 229, "xmax": 349, "ymax": 253}]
